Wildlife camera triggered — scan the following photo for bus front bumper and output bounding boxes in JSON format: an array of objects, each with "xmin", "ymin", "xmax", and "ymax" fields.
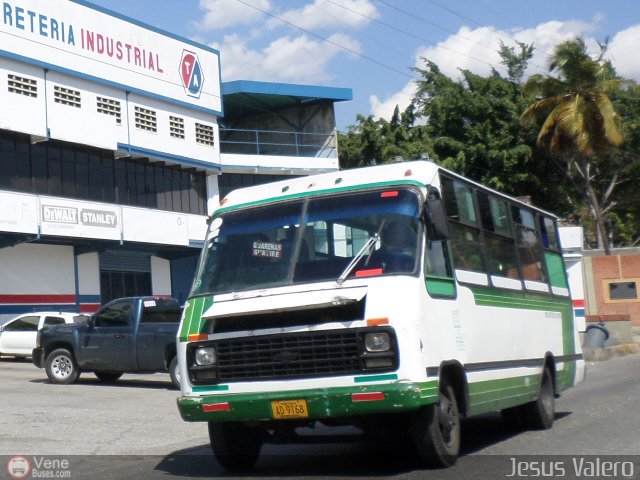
[{"xmin": 177, "ymin": 381, "xmax": 438, "ymax": 423}]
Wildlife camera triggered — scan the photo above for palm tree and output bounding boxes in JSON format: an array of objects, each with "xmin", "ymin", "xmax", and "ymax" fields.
[{"xmin": 521, "ymin": 38, "xmax": 624, "ymax": 254}]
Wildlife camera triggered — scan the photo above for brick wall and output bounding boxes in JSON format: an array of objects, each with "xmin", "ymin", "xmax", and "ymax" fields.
[{"xmin": 587, "ymin": 254, "xmax": 640, "ymax": 326}]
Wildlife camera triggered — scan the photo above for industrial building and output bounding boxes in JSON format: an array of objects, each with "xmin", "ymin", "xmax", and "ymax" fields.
[{"xmin": 0, "ymin": 0, "xmax": 351, "ymax": 319}]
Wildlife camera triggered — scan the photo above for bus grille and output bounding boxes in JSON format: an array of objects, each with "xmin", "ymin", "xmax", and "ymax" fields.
[{"xmin": 215, "ymin": 330, "xmax": 362, "ymax": 381}]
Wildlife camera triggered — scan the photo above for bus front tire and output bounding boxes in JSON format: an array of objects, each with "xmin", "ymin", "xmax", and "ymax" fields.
[
  {"xmin": 410, "ymin": 380, "xmax": 460, "ymax": 468},
  {"xmin": 208, "ymin": 421, "xmax": 264, "ymax": 471}
]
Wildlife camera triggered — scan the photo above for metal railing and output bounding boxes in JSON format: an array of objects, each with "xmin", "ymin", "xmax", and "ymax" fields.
[{"xmin": 219, "ymin": 128, "xmax": 337, "ymax": 158}]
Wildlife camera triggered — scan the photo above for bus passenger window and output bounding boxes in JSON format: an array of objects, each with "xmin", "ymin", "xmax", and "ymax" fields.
[
  {"xmin": 512, "ymin": 207, "xmax": 547, "ymax": 282},
  {"xmin": 426, "ymin": 240, "xmax": 452, "ymax": 277},
  {"xmin": 449, "ymin": 223, "xmax": 485, "ymax": 272}
]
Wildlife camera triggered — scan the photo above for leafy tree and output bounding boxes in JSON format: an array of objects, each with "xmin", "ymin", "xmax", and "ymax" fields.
[
  {"xmin": 521, "ymin": 38, "xmax": 625, "ymax": 253},
  {"xmin": 607, "ymin": 81, "xmax": 640, "ymax": 246},
  {"xmin": 411, "ymin": 52, "xmax": 570, "ymax": 212},
  {"xmin": 338, "ymin": 104, "xmax": 432, "ymax": 168},
  {"xmin": 499, "ymin": 40, "xmax": 535, "ymax": 85}
]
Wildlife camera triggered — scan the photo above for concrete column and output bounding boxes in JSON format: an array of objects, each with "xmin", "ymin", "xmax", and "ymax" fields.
[{"xmin": 206, "ymin": 173, "xmax": 220, "ymax": 216}]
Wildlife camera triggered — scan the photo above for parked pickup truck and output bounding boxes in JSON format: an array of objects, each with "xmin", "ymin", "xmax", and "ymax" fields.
[{"xmin": 32, "ymin": 296, "xmax": 182, "ymax": 388}]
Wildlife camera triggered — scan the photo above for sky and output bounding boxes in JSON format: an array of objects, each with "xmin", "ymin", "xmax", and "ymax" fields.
[{"xmin": 89, "ymin": 0, "xmax": 640, "ymax": 132}]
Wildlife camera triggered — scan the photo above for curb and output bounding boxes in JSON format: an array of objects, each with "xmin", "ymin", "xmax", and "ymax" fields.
[{"xmin": 583, "ymin": 343, "xmax": 640, "ymax": 361}]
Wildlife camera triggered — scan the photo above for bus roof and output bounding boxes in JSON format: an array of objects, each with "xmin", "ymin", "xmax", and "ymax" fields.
[{"xmin": 216, "ymin": 160, "xmax": 558, "ymax": 218}]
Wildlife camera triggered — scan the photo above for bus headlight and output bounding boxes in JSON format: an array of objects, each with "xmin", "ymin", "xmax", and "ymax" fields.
[
  {"xmin": 195, "ymin": 346, "xmax": 217, "ymax": 366},
  {"xmin": 364, "ymin": 332, "xmax": 390, "ymax": 352}
]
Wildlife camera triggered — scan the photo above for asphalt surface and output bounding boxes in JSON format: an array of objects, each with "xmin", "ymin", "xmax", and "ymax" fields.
[{"xmin": 1, "ymin": 353, "xmax": 639, "ymax": 479}]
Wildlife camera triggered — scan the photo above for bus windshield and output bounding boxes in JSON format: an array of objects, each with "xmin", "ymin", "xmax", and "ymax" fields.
[{"xmin": 191, "ymin": 188, "xmax": 423, "ymax": 295}]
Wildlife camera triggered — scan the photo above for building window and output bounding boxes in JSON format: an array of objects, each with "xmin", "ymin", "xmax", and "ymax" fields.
[
  {"xmin": 195, "ymin": 122, "xmax": 214, "ymax": 146},
  {"xmin": 100, "ymin": 271, "xmax": 151, "ymax": 305},
  {"xmin": 170, "ymin": 116, "xmax": 185, "ymax": 139},
  {"xmin": 0, "ymin": 130, "xmax": 206, "ymax": 215},
  {"xmin": 97, "ymin": 96, "xmax": 122, "ymax": 125},
  {"xmin": 608, "ymin": 281, "xmax": 638, "ymax": 300},
  {"xmin": 8, "ymin": 74, "xmax": 38, "ymax": 97},
  {"xmin": 134, "ymin": 106, "xmax": 157, "ymax": 133},
  {"xmin": 53, "ymin": 86, "xmax": 81, "ymax": 108}
]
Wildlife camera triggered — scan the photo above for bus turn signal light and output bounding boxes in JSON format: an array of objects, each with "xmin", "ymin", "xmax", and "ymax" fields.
[{"xmin": 366, "ymin": 317, "xmax": 389, "ymax": 326}]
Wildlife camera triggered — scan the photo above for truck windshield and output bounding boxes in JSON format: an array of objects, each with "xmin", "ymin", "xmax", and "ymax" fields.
[{"xmin": 191, "ymin": 188, "xmax": 422, "ymax": 296}]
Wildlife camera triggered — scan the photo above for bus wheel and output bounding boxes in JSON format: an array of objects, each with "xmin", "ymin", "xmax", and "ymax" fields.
[
  {"xmin": 410, "ymin": 379, "xmax": 460, "ymax": 468},
  {"xmin": 524, "ymin": 367, "xmax": 555, "ymax": 430},
  {"xmin": 208, "ymin": 422, "xmax": 264, "ymax": 471}
]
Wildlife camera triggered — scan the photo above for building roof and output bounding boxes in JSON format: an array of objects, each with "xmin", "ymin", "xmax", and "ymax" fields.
[{"xmin": 221, "ymin": 80, "xmax": 353, "ymax": 120}]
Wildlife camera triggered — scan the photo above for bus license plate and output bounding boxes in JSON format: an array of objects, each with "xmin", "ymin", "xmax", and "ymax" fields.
[{"xmin": 271, "ymin": 399, "xmax": 309, "ymax": 419}]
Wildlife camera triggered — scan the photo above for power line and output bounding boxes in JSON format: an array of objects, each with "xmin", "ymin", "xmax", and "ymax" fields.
[
  {"xmin": 377, "ymin": 0, "xmax": 504, "ymax": 56},
  {"xmin": 421, "ymin": 0, "xmax": 554, "ymax": 62},
  {"xmin": 233, "ymin": 0, "xmax": 417, "ymax": 81},
  {"xmin": 324, "ymin": 0, "xmax": 499, "ymax": 70},
  {"xmin": 311, "ymin": 2, "xmax": 413, "ymax": 61}
]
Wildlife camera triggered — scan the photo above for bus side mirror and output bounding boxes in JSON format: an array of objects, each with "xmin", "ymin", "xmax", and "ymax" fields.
[{"xmin": 424, "ymin": 198, "xmax": 450, "ymax": 241}]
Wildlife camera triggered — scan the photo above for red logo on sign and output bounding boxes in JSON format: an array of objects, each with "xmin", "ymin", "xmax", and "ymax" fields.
[{"xmin": 179, "ymin": 50, "xmax": 204, "ymax": 98}]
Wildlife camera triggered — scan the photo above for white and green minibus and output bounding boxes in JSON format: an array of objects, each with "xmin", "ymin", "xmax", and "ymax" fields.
[{"xmin": 176, "ymin": 160, "xmax": 585, "ymax": 470}]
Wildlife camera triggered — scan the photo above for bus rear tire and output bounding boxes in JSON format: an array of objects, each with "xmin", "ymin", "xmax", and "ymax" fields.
[
  {"xmin": 410, "ymin": 379, "xmax": 460, "ymax": 468},
  {"xmin": 208, "ymin": 422, "xmax": 264, "ymax": 471},
  {"xmin": 524, "ymin": 366, "xmax": 555, "ymax": 430}
]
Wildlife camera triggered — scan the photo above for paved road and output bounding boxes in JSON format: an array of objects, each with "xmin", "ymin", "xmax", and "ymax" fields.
[{"xmin": 1, "ymin": 354, "xmax": 639, "ymax": 479}]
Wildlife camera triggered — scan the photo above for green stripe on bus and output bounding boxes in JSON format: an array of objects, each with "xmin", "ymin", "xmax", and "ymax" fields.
[
  {"xmin": 471, "ymin": 286, "xmax": 580, "ymax": 394},
  {"xmin": 467, "ymin": 374, "xmax": 540, "ymax": 415},
  {"xmin": 216, "ymin": 179, "xmax": 427, "ymax": 214},
  {"xmin": 353, "ymin": 373, "xmax": 399, "ymax": 383},
  {"xmin": 470, "ymin": 286, "xmax": 577, "ymax": 358},
  {"xmin": 192, "ymin": 385, "xmax": 230, "ymax": 393},
  {"xmin": 179, "ymin": 296, "xmax": 214, "ymax": 342}
]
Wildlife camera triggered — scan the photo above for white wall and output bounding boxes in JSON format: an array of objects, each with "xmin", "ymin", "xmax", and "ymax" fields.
[
  {"xmin": 151, "ymin": 256, "xmax": 171, "ymax": 296},
  {"xmin": 77, "ymin": 252, "xmax": 100, "ymax": 297},
  {"xmin": 125, "ymin": 92, "xmax": 219, "ymax": 166},
  {"xmin": 0, "ymin": 58, "xmax": 47, "ymax": 138},
  {"xmin": 45, "ymin": 70, "xmax": 121, "ymax": 150},
  {"xmin": 0, "ymin": 244, "xmax": 75, "ymax": 295}
]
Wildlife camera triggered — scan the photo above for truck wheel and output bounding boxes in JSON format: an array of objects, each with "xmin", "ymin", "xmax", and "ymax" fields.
[
  {"xmin": 524, "ymin": 366, "xmax": 555, "ymax": 430},
  {"xmin": 208, "ymin": 422, "xmax": 264, "ymax": 471},
  {"xmin": 94, "ymin": 371, "xmax": 123, "ymax": 383},
  {"xmin": 169, "ymin": 357, "xmax": 180, "ymax": 389},
  {"xmin": 410, "ymin": 378, "xmax": 460, "ymax": 468},
  {"xmin": 45, "ymin": 348, "xmax": 80, "ymax": 384}
]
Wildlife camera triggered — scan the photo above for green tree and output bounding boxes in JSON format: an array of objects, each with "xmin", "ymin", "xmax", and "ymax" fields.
[
  {"xmin": 338, "ymin": 104, "xmax": 432, "ymax": 168},
  {"xmin": 411, "ymin": 52, "xmax": 569, "ymax": 211},
  {"xmin": 521, "ymin": 38, "xmax": 625, "ymax": 254}
]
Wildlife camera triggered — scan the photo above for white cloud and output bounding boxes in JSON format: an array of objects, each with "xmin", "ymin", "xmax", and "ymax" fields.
[
  {"xmin": 606, "ymin": 25, "xmax": 640, "ymax": 81},
  {"xmin": 213, "ymin": 33, "xmax": 361, "ymax": 83},
  {"xmin": 267, "ymin": 0, "xmax": 379, "ymax": 30},
  {"xmin": 370, "ymin": 81, "xmax": 418, "ymax": 122},
  {"xmin": 195, "ymin": 0, "xmax": 272, "ymax": 31},
  {"xmin": 369, "ymin": 18, "xmax": 605, "ymax": 120}
]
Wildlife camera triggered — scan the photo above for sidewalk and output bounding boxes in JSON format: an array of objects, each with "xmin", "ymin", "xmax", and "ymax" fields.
[{"xmin": 583, "ymin": 342, "xmax": 640, "ymax": 361}]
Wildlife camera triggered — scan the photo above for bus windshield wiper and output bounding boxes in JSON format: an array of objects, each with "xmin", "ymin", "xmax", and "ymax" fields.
[{"xmin": 337, "ymin": 233, "xmax": 380, "ymax": 285}]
